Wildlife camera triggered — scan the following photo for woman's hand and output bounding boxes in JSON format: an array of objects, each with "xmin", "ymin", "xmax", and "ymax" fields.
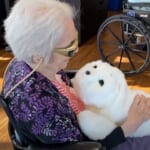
[{"xmin": 121, "ymin": 94, "xmax": 150, "ymax": 137}]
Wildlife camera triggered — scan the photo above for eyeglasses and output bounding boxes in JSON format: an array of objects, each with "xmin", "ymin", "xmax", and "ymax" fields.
[{"xmin": 54, "ymin": 33, "xmax": 78, "ymax": 57}]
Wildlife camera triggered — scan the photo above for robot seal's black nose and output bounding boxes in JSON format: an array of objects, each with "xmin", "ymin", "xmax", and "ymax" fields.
[{"xmin": 99, "ymin": 80, "xmax": 104, "ymax": 86}]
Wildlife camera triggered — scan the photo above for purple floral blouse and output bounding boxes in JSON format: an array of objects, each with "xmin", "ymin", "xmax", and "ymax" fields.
[{"xmin": 2, "ymin": 59, "xmax": 83, "ymax": 144}]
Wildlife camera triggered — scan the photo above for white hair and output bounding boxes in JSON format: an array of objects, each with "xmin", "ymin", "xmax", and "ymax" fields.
[{"xmin": 4, "ymin": 0, "xmax": 75, "ymax": 63}]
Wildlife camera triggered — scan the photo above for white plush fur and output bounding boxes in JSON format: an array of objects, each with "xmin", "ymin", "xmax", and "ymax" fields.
[{"xmin": 72, "ymin": 60, "xmax": 150, "ymax": 140}]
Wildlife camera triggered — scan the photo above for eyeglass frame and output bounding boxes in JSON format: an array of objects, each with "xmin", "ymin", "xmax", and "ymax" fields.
[{"xmin": 54, "ymin": 32, "xmax": 78, "ymax": 57}]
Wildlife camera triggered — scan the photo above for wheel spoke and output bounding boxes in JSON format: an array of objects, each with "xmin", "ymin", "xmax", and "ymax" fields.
[
  {"xmin": 105, "ymin": 26, "xmax": 122, "ymax": 44},
  {"xmin": 124, "ymin": 27, "xmax": 137, "ymax": 45},
  {"xmin": 120, "ymin": 22, "xmax": 125, "ymax": 43},
  {"xmin": 105, "ymin": 48, "xmax": 120, "ymax": 59},
  {"xmin": 126, "ymin": 46, "xmax": 147, "ymax": 60},
  {"xmin": 118, "ymin": 49, "xmax": 124, "ymax": 68},
  {"xmin": 101, "ymin": 40, "xmax": 119, "ymax": 46},
  {"xmin": 124, "ymin": 49, "xmax": 136, "ymax": 70}
]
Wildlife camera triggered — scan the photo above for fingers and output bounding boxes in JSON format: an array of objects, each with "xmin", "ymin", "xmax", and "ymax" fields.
[
  {"xmin": 133, "ymin": 94, "xmax": 143, "ymax": 105},
  {"xmin": 134, "ymin": 94, "xmax": 148, "ymax": 106},
  {"xmin": 146, "ymin": 97, "xmax": 150, "ymax": 107},
  {"xmin": 144, "ymin": 97, "xmax": 150, "ymax": 119},
  {"xmin": 139, "ymin": 95, "xmax": 146, "ymax": 111},
  {"xmin": 131, "ymin": 94, "xmax": 150, "ymax": 122},
  {"xmin": 136, "ymin": 94, "xmax": 150, "ymax": 121},
  {"xmin": 124, "ymin": 94, "xmax": 150, "ymax": 136}
]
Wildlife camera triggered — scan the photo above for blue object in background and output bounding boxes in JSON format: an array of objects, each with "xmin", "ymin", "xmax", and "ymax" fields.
[{"xmin": 108, "ymin": 0, "xmax": 123, "ymax": 10}]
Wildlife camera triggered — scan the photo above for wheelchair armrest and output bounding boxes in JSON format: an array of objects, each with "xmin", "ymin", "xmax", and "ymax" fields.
[{"xmin": 28, "ymin": 141, "xmax": 104, "ymax": 150}]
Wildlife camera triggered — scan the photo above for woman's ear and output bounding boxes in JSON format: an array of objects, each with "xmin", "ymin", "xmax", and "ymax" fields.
[{"xmin": 32, "ymin": 54, "xmax": 43, "ymax": 64}]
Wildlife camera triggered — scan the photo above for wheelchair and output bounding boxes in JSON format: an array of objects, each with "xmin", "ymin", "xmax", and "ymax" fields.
[
  {"xmin": 97, "ymin": 0, "xmax": 150, "ymax": 75},
  {"xmin": 0, "ymin": 70, "xmax": 104, "ymax": 150}
]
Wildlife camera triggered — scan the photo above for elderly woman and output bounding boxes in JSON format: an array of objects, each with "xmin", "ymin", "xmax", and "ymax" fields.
[{"xmin": 2, "ymin": 0, "xmax": 150, "ymax": 150}]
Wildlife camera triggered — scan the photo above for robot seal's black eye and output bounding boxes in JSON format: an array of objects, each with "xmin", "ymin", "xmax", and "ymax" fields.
[
  {"xmin": 99, "ymin": 80, "xmax": 104, "ymax": 86},
  {"xmin": 85, "ymin": 70, "xmax": 91, "ymax": 75},
  {"xmin": 93, "ymin": 65, "xmax": 97, "ymax": 68}
]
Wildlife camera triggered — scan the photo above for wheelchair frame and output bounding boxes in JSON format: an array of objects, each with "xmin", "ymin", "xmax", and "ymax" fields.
[{"xmin": 97, "ymin": 0, "xmax": 150, "ymax": 75}]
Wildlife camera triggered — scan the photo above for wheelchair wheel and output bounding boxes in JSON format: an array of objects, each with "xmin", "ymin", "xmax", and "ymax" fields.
[{"xmin": 97, "ymin": 14, "xmax": 150, "ymax": 75}]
